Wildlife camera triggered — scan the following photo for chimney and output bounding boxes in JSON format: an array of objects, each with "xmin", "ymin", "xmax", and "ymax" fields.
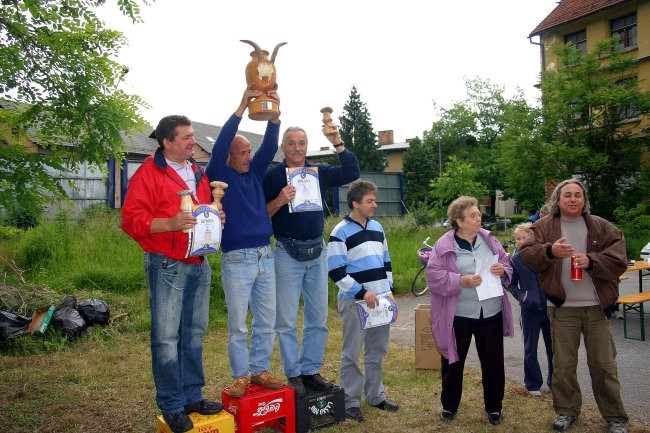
[{"xmin": 378, "ymin": 130, "xmax": 394, "ymax": 146}]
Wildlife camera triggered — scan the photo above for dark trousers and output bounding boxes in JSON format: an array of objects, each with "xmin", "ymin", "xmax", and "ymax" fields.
[
  {"xmin": 521, "ymin": 307, "xmax": 553, "ymax": 391},
  {"xmin": 441, "ymin": 313, "xmax": 504, "ymax": 413}
]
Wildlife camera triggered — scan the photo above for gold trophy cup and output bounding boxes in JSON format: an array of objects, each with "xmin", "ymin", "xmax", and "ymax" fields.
[{"xmin": 241, "ymin": 40, "xmax": 287, "ymax": 121}]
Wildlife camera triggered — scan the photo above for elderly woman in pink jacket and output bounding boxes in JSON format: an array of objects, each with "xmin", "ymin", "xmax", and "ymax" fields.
[{"xmin": 426, "ymin": 196, "xmax": 514, "ymax": 426}]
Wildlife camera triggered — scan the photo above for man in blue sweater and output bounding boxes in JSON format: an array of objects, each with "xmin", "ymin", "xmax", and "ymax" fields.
[
  {"xmin": 205, "ymin": 88, "xmax": 283, "ymax": 397},
  {"xmin": 263, "ymin": 124, "xmax": 359, "ymax": 396}
]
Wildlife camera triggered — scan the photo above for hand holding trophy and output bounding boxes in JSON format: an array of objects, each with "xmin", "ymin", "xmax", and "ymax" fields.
[
  {"xmin": 320, "ymin": 107, "xmax": 339, "ymax": 137},
  {"xmin": 241, "ymin": 40, "xmax": 287, "ymax": 121},
  {"xmin": 320, "ymin": 106, "xmax": 343, "ymax": 149}
]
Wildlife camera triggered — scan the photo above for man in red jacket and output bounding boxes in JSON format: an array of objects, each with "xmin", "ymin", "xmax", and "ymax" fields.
[{"xmin": 122, "ymin": 115, "xmax": 224, "ymax": 433}]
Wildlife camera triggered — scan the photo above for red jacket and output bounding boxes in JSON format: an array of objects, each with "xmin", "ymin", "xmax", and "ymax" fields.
[{"xmin": 121, "ymin": 148, "xmax": 213, "ymax": 263}]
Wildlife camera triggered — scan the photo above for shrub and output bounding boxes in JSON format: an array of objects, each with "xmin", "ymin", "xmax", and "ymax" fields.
[
  {"xmin": 15, "ymin": 220, "xmax": 70, "ymax": 272},
  {"xmin": 614, "ymin": 203, "xmax": 650, "ymax": 259},
  {"xmin": 0, "ymin": 225, "xmax": 22, "ymax": 239}
]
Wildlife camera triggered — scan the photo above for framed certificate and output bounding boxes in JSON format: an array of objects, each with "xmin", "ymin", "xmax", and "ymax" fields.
[
  {"xmin": 286, "ymin": 167, "xmax": 323, "ymax": 213},
  {"xmin": 186, "ymin": 205, "xmax": 222, "ymax": 257}
]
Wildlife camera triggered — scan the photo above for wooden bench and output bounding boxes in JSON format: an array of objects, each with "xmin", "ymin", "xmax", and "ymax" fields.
[{"xmin": 616, "ymin": 292, "xmax": 650, "ymax": 341}]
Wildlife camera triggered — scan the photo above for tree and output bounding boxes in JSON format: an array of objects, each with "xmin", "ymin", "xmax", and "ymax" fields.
[
  {"xmin": 427, "ymin": 156, "xmax": 489, "ymax": 206},
  {"xmin": 497, "ymin": 99, "xmax": 547, "ymax": 212},
  {"xmin": 339, "ymin": 85, "xmax": 386, "ymax": 171},
  {"xmin": 0, "ymin": 0, "xmax": 150, "ymax": 223},
  {"xmin": 402, "ymin": 136, "xmax": 438, "ymax": 207},
  {"xmin": 539, "ymin": 38, "xmax": 650, "ymax": 219},
  {"xmin": 423, "ymin": 78, "xmax": 533, "ymax": 215}
]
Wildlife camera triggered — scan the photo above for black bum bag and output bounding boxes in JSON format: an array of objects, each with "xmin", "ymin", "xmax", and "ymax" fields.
[{"xmin": 277, "ymin": 235, "xmax": 324, "ymax": 262}]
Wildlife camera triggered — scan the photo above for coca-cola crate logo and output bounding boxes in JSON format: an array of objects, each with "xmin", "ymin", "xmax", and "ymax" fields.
[
  {"xmin": 309, "ymin": 396, "xmax": 334, "ymax": 418},
  {"xmin": 253, "ymin": 398, "xmax": 283, "ymax": 417}
]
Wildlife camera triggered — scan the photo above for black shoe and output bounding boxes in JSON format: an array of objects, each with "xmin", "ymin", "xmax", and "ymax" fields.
[
  {"xmin": 163, "ymin": 411, "xmax": 193, "ymax": 433},
  {"xmin": 184, "ymin": 399, "xmax": 223, "ymax": 415},
  {"xmin": 488, "ymin": 411, "xmax": 502, "ymax": 426},
  {"xmin": 288, "ymin": 376, "xmax": 306, "ymax": 397},
  {"xmin": 440, "ymin": 410, "xmax": 456, "ymax": 421},
  {"xmin": 370, "ymin": 399, "xmax": 399, "ymax": 411},
  {"xmin": 301, "ymin": 373, "xmax": 335, "ymax": 391},
  {"xmin": 346, "ymin": 406, "xmax": 363, "ymax": 422}
]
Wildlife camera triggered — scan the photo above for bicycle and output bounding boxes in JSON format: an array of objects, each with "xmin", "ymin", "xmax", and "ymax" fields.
[{"xmin": 411, "ymin": 237, "xmax": 433, "ymax": 296}]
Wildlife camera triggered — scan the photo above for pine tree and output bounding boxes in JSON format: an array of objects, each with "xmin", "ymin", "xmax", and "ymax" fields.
[{"xmin": 339, "ymin": 86, "xmax": 386, "ymax": 171}]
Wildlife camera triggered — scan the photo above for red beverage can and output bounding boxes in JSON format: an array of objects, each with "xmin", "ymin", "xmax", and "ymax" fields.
[{"xmin": 571, "ymin": 254, "xmax": 582, "ymax": 281}]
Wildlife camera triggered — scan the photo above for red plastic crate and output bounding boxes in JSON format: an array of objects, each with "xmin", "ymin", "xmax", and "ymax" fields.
[{"xmin": 221, "ymin": 384, "xmax": 296, "ymax": 433}]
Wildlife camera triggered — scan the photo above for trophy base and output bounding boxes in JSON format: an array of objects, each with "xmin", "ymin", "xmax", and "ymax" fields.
[{"xmin": 248, "ymin": 98, "xmax": 280, "ymax": 121}]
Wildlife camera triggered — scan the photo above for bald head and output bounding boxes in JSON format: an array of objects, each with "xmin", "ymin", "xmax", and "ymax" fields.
[{"xmin": 227, "ymin": 134, "xmax": 252, "ymax": 173}]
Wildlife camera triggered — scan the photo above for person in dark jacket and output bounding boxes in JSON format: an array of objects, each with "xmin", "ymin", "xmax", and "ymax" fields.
[
  {"xmin": 519, "ymin": 179, "xmax": 628, "ymax": 433},
  {"xmin": 263, "ymin": 124, "xmax": 360, "ymax": 396},
  {"xmin": 507, "ymin": 222, "xmax": 553, "ymax": 397}
]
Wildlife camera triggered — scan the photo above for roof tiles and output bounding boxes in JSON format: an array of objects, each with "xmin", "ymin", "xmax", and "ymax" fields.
[{"xmin": 530, "ymin": 0, "xmax": 629, "ymax": 36}]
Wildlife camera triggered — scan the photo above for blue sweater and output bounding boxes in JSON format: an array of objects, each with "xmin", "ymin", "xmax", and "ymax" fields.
[
  {"xmin": 262, "ymin": 150, "xmax": 360, "ymax": 240},
  {"xmin": 327, "ymin": 216, "xmax": 393, "ymax": 300},
  {"xmin": 205, "ymin": 114, "xmax": 279, "ymax": 253},
  {"xmin": 508, "ymin": 253, "xmax": 547, "ymax": 310}
]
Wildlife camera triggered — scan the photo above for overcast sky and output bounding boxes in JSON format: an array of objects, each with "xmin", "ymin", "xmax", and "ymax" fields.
[{"xmin": 98, "ymin": 0, "xmax": 560, "ymax": 151}]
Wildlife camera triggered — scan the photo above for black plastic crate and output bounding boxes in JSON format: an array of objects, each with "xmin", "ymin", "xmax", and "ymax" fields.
[{"xmin": 294, "ymin": 387, "xmax": 345, "ymax": 433}]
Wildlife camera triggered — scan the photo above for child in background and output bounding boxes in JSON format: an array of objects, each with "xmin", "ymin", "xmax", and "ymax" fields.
[{"xmin": 507, "ymin": 223, "xmax": 553, "ymax": 396}]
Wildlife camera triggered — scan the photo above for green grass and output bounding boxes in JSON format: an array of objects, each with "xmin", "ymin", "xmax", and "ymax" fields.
[{"xmin": 1, "ymin": 209, "xmax": 649, "ymax": 432}]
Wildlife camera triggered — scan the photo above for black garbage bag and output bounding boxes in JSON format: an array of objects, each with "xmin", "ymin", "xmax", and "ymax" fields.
[
  {"xmin": 0, "ymin": 310, "xmax": 31, "ymax": 340},
  {"xmin": 57, "ymin": 295, "xmax": 77, "ymax": 310},
  {"xmin": 51, "ymin": 306, "xmax": 87, "ymax": 340},
  {"xmin": 78, "ymin": 299, "xmax": 110, "ymax": 326}
]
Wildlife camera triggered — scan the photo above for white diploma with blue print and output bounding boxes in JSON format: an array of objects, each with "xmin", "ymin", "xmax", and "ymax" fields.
[
  {"xmin": 185, "ymin": 205, "xmax": 222, "ymax": 257},
  {"xmin": 286, "ymin": 166, "xmax": 323, "ymax": 213},
  {"xmin": 356, "ymin": 294, "xmax": 399, "ymax": 329}
]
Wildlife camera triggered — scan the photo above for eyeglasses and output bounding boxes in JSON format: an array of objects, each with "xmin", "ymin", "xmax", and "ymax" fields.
[{"xmin": 465, "ymin": 212, "xmax": 482, "ymax": 220}]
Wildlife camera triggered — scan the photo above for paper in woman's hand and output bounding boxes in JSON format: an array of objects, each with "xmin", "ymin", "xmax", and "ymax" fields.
[{"xmin": 475, "ymin": 254, "xmax": 504, "ymax": 300}]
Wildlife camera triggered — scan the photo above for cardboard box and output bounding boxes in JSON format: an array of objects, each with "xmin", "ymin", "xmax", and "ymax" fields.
[
  {"xmin": 415, "ymin": 303, "xmax": 442, "ymax": 369},
  {"xmin": 156, "ymin": 410, "xmax": 234, "ymax": 433},
  {"xmin": 26, "ymin": 305, "xmax": 56, "ymax": 337}
]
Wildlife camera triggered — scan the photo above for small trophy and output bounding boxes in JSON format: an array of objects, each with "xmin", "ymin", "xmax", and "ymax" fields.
[
  {"xmin": 177, "ymin": 190, "xmax": 193, "ymax": 233},
  {"xmin": 210, "ymin": 181, "xmax": 228, "ymax": 211},
  {"xmin": 320, "ymin": 106, "xmax": 339, "ymax": 137},
  {"xmin": 241, "ymin": 40, "xmax": 287, "ymax": 121}
]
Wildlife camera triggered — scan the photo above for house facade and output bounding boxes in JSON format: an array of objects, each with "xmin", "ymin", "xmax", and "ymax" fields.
[{"xmin": 530, "ymin": 0, "xmax": 650, "ymax": 134}]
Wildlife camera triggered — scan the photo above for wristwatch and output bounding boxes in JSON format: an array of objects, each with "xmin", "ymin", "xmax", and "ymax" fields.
[{"xmin": 333, "ymin": 142, "xmax": 344, "ymax": 148}]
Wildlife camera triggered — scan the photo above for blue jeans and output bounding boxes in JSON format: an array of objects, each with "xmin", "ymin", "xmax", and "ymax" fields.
[
  {"xmin": 221, "ymin": 246, "xmax": 276, "ymax": 377},
  {"xmin": 274, "ymin": 239, "xmax": 329, "ymax": 378},
  {"xmin": 145, "ymin": 252, "xmax": 210, "ymax": 414}
]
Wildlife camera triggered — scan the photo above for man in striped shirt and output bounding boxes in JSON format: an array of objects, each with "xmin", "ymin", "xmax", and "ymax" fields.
[{"xmin": 327, "ymin": 179, "xmax": 398, "ymax": 422}]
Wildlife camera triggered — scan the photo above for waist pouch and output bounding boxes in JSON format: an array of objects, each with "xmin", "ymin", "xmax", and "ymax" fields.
[{"xmin": 277, "ymin": 235, "xmax": 324, "ymax": 262}]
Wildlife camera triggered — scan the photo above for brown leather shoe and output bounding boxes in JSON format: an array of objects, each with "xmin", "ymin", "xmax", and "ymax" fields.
[
  {"xmin": 251, "ymin": 371, "xmax": 284, "ymax": 389},
  {"xmin": 226, "ymin": 376, "xmax": 249, "ymax": 397}
]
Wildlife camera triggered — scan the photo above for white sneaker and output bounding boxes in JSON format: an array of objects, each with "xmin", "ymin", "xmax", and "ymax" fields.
[
  {"xmin": 529, "ymin": 390, "xmax": 542, "ymax": 397},
  {"xmin": 612, "ymin": 310, "xmax": 624, "ymax": 320}
]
